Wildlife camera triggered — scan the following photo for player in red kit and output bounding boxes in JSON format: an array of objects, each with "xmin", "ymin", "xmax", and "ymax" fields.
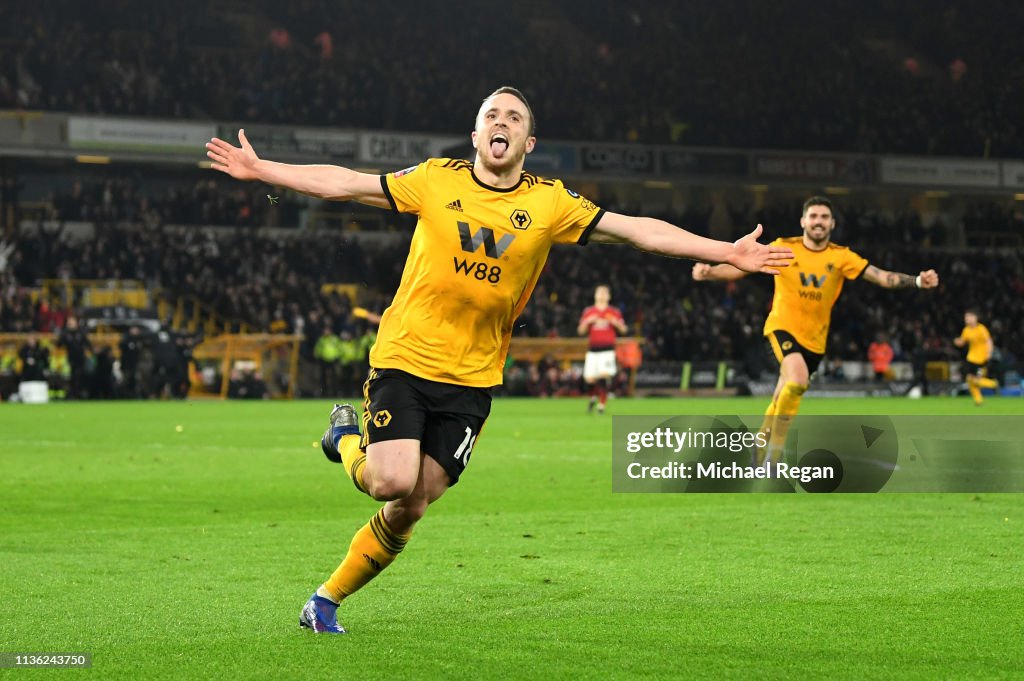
[{"xmin": 578, "ymin": 285, "xmax": 627, "ymax": 413}]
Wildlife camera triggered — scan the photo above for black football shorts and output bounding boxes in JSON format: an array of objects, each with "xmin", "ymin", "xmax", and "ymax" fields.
[
  {"xmin": 766, "ymin": 330, "xmax": 824, "ymax": 376},
  {"xmin": 359, "ymin": 367, "xmax": 492, "ymax": 485},
  {"xmin": 964, "ymin": 361, "xmax": 989, "ymax": 378}
]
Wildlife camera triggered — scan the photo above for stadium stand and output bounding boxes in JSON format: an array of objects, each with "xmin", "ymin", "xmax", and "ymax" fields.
[
  {"xmin": 2, "ymin": 0, "xmax": 1023, "ymax": 399},
  {"xmin": 3, "ymin": 0, "xmax": 1024, "ymax": 155},
  {"xmin": 3, "ymin": 201, "xmax": 1020, "ymax": 399}
]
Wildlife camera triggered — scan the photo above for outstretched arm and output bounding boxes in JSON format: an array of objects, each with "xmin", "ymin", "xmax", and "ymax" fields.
[
  {"xmin": 862, "ymin": 265, "xmax": 939, "ymax": 290},
  {"xmin": 691, "ymin": 262, "xmax": 750, "ymax": 282},
  {"xmin": 205, "ymin": 130, "xmax": 390, "ymax": 209},
  {"xmin": 591, "ymin": 212, "xmax": 792, "ymax": 274}
]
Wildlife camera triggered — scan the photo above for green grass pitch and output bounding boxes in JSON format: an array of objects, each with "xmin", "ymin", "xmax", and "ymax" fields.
[{"xmin": 1, "ymin": 396, "xmax": 1022, "ymax": 680}]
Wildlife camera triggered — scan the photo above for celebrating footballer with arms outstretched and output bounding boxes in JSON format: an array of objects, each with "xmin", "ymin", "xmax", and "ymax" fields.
[
  {"xmin": 693, "ymin": 196, "xmax": 939, "ymax": 464},
  {"xmin": 206, "ymin": 86, "xmax": 793, "ymax": 634}
]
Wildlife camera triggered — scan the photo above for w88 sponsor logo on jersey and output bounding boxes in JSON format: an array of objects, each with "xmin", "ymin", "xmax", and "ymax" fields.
[
  {"xmin": 453, "ymin": 258, "xmax": 502, "ymax": 283},
  {"xmin": 452, "ymin": 221, "xmax": 511, "ymax": 283}
]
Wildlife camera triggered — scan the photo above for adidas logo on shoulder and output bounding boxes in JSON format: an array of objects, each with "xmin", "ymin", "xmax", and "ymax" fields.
[{"xmin": 445, "ymin": 199, "xmax": 464, "ymax": 212}]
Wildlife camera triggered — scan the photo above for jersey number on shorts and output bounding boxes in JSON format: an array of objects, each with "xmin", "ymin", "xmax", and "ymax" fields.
[{"xmin": 454, "ymin": 426, "xmax": 478, "ymax": 463}]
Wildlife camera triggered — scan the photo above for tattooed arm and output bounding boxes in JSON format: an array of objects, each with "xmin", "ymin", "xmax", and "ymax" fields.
[{"xmin": 861, "ymin": 265, "xmax": 940, "ymax": 289}]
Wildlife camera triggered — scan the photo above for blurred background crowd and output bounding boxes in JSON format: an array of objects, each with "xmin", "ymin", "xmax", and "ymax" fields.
[
  {"xmin": 3, "ymin": 201, "xmax": 1020, "ymax": 398},
  {"xmin": 3, "ymin": 0, "xmax": 1024, "ymax": 156},
  {"xmin": 1, "ymin": 0, "xmax": 1022, "ymax": 399}
]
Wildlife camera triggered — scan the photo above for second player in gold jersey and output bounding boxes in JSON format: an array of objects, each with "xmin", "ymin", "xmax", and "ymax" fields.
[
  {"xmin": 694, "ymin": 196, "xmax": 939, "ymax": 465},
  {"xmin": 956, "ymin": 316, "xmax": 993, "ymax": 366},
  {"xmin": 763, "ymin": 237, "xmax": 868, "ymax": 355},
  {"xmin": 954, "ymin": 309, "xmax": 998, "ymax": 405}
]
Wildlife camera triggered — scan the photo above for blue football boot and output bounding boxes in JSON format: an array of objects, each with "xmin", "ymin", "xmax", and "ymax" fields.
[
  {"xmin": 299, "ymin": 593, "xmax": 347, "ymax": 634},
  {"xmin": 319, "ymin": 403, "xmax": 360, "ymax": 464}
]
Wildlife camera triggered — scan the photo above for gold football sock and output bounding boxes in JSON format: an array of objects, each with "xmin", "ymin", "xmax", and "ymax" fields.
[
  {"xmin": 766, "ymin": 382, "xmax": 806, "ymax": 462},
  {"xmin": 967, "ymin": 376, "xmax": 983, "ymax": 405},
  {"xmin": 755, "ymin": 399, "xmax": 777, "ymax": 466},
  {"xmin": 319, "ymin": 508, "xmax": 411, "ymax": 603},
  {"xmin": 338, "ymin": 434, "xmax": 369, "ymax": 495},
  {"xmin": 976, "ymin": 377, "xmax": 998, "ymax": 389}
]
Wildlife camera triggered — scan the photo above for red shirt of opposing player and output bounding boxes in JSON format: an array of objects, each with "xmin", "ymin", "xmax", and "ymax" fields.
[{"xmin": 579, "ymin": 305, "xmax": 624, "ymax": 351}]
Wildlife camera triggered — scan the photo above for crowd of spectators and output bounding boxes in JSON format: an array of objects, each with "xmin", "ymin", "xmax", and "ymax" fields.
[
  {"xmin": 0, "ymin": 319, "xmax": 196, "ymax": 401},
  {"xmin": 36, "ymin": 172, "xmax": 408, "ymax": 234},
  {"xmin": 3, "ymin": 220, "xmax": 400, "ymax": 331},
  {"xmin": 4, "ymin": 197, "xmax": 1022, "ymax": 398},
  {"xmin": 36, "ymin": 175, "xmax": 983, "ymax": 255},
  {"xmin": 1, "ymin": 218, "xmax": 392, "ymax": 398},
  {"xmin": 48, "ymin": 176, "xmax": 302, "ymax": 229},
  {"xmin": 3, "ymin": 0, "xmax": 1024, "ymax": 156},
  {"xmin": 4, "ymin": 0, "xmax": 1022, "ymax": 398}
]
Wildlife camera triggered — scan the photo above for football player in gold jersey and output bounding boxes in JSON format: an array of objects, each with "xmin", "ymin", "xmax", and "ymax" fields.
[
  {"xmin": 954, "ymin": 309, "xmax": 998, "ymax": 405},
  {"xmin": 206, "ymin": 86, "xmax": 793, "ymax": 633},
  {"xmin": 693, "ymin": 196, "xmax": 939, "ymax": 464}
]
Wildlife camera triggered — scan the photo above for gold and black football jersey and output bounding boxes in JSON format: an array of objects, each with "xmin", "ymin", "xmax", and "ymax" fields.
[
  {"xmin": 958, "ymin": 323, "xmax": 992, "ymax": 365},
  {"xmin": 375, "ymin": 158, "xmax": 604, "ymax": 387},
  {"xmin": 763, "ymin": 237, "xmax": 869, "ymax": 354}
]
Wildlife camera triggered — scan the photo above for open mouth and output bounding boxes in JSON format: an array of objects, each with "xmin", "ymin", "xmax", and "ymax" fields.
[{"xmin": 489, "ymin": 133, "xmax": 509, "ymax": 159}]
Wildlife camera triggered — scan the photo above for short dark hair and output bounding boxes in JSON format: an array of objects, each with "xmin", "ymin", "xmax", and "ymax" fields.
[
  {"xmin": 802, "ymin": 196, "xmax": 834, "ymax": 216},
  {"xmin": 481, "ymin": 86, "xmax": 535, "ymax": 135},
  {"xmin": 965, "ymin": 308, "xmax": 979, "ymax": 317}
]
